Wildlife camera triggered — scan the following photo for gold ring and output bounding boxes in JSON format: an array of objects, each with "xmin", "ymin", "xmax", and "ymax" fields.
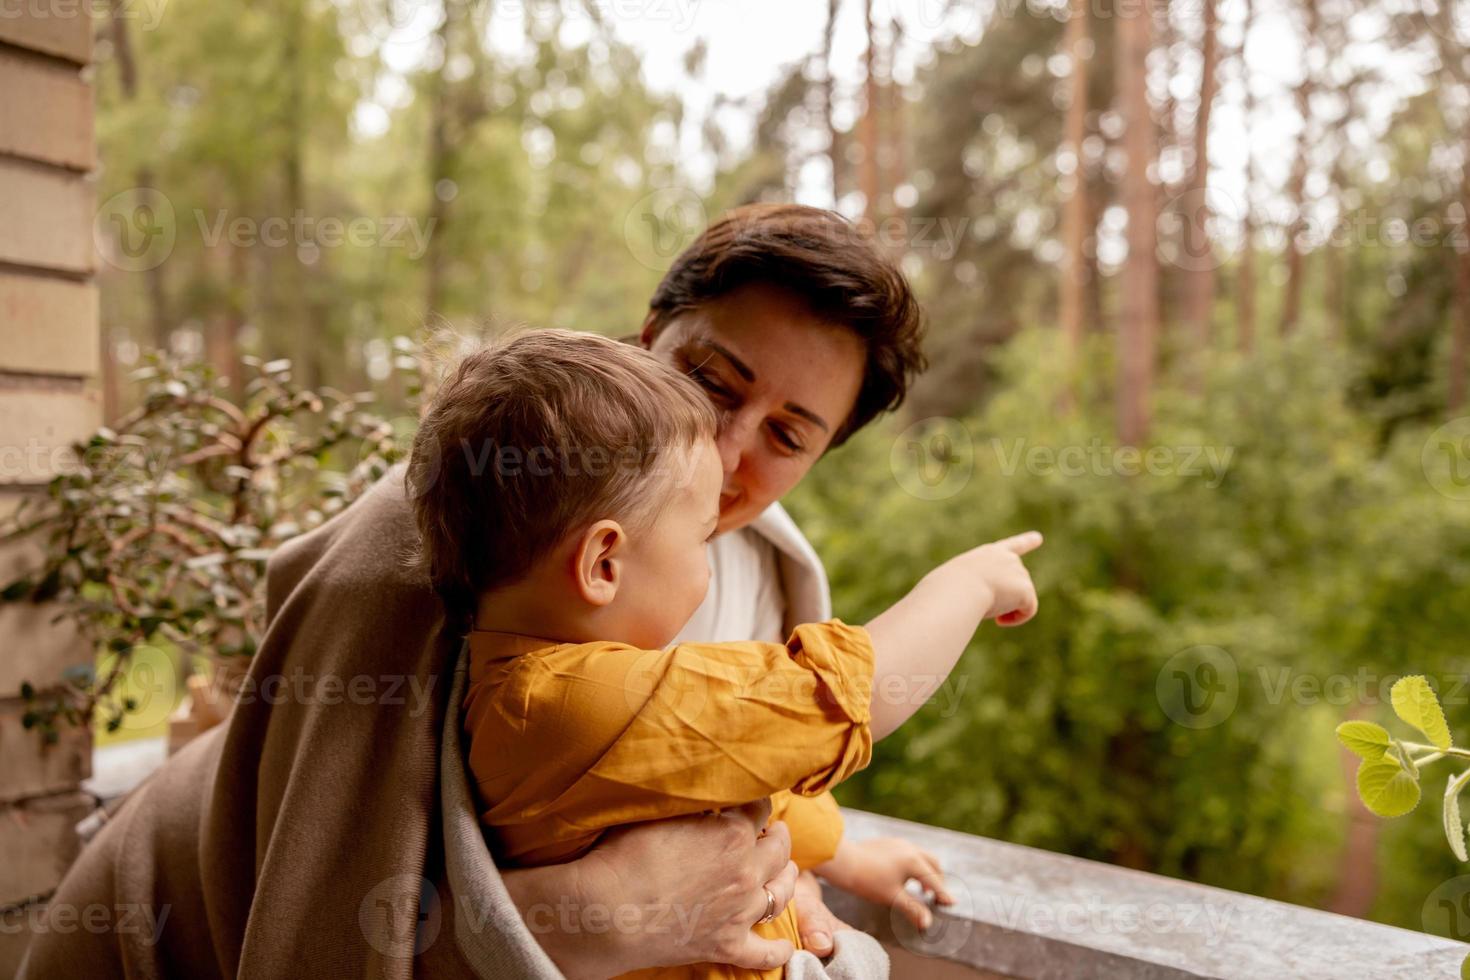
[{"xmin": 756, "ymin": 887, "xmax": 778, "ymax": 925}]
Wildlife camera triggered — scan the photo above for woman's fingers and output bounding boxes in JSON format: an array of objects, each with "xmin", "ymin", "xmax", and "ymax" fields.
[
  {"xmin": 754, "ymin": 858, "xmax": 799, "ymax": 924},
  {"xmin": 792, "ymin": 870, "xmax": 853, "ymax": 957},
  {"xmin": 750, "ymin": 817, "xmax": 792, "ymax": 881},
  {"xmin": 722, "ymin": 858, "xmax": 798, "ymax": 972},
  {"xmin": 724, "ymin": 936, "xmax": 795, "ymax": 973}
]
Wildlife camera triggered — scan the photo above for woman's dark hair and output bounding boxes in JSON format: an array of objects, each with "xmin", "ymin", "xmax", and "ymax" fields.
[{"xmin": 645, "ymin": 203, "xmax": 927, "ymax": 446}]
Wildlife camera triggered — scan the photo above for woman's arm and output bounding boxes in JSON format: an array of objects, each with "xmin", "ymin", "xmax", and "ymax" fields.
[{"xmin": 500, "ymin": 802, "xmax": 800, "ymax": 977}]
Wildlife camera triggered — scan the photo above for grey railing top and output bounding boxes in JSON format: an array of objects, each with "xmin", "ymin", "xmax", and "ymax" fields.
[{"xmin": 824, "ymin": 809, "xmax": 1467, "ymax": 980}]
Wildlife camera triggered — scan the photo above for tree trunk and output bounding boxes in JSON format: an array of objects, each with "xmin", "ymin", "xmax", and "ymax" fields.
[
  {"xmin": 883, "ymin": 17, "xmax": 906, "ymax": 221},
  {"xmin": 109, "ymin": 0, "xmax": 170, "ymax": 352},
  {"xmin": 1236, "ymin": 0, "xmax": 1256, "ymax": 355},
  {"xmin": 1116, "ymin": 0, "xmax": 1160, "ymax": 445},
  {"xmin": 279, "ymin": 0, "xmax": 322, "ymax": 389},
  {"xmin": 824, "ymin": 0, "xmax": 842, "ymax": 204},
  {"xmin": 1279, "ymin": 0, "xmax": 1318, "ymax": 337},
  {"xmin": 425, "ymin": 3, "xmax": 456, "ymax": 315},
  {"xmin": 1060, "ymin": 0, "xmax": 1090, "ymax": 358},
  {"xmin": 1183, "ymin": 0, "xmax": 1219, "ymax": 359},
  {"xmin": 859, "ymin": 0, "xmax": 881, "ymax": 221},
  {"xmin": 1451, "ymin": 151, "xmax": 1469, "ymax": 412}
]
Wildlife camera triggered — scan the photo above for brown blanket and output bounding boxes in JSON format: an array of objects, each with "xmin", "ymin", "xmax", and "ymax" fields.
[
  {"xmin": 20, "ymin": 466, "xmax": 887, "ymax": 979},
  {"xmin": 20, "ymin": 467, "xmax": 559, "ymax": 979}
]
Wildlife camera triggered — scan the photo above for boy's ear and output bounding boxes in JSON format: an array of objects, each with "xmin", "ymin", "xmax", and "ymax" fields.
[{"xmin": 573, "ymin": 519, "xmax": 626, "ymax": 606}]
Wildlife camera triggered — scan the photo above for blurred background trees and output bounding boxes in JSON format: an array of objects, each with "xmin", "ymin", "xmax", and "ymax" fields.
[{"xmin": 87, "ymin": 0, "xmax": 1470, "ymax": 937}]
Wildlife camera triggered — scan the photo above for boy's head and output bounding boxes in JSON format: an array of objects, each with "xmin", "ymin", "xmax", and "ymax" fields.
[{"xmin": 408, "ymin": 329, "xmax": 722, "ymax": 647}]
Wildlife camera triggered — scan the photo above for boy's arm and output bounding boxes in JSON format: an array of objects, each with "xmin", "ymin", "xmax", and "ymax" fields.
[{"xmin": 864, "ymin": 531, "xmax": 1041, "ymax": 739}]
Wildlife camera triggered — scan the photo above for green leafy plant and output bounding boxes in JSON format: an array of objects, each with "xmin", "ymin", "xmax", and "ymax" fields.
[
  {"xmin": 1, "ymin": 348, "xmax": 426, "ymax": 742},
  {"xmin": 1337, "ymin": 677, "xmax": 1461, "ymax": 844},
  {"xmin": 1337, "ymin": 675, "xmax": 1470, "ymax": 977}
]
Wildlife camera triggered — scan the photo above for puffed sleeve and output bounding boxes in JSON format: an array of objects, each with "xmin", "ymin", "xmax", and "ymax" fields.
[{"xmin": 474, "ymin": 620, "xmax": 875, "ymax": 865}]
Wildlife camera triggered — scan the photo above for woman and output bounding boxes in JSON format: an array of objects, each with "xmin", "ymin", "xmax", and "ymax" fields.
[{"xmin": 22, "ymin": 204, "xmax": 927, "ymax": 979}]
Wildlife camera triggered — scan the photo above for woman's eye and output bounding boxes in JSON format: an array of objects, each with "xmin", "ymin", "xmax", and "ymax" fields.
[
  {"xmin": 689, "ymin": 368, "xmax": 736, "ymax": 403},
  {"xmin": 770, "ymin": 423, "xmax": 803, "ymax": 454}
]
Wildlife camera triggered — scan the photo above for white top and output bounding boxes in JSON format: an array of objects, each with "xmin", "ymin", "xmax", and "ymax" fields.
[{"xmin": 671, "ymin": 501, "xmax": 832, "ymax": 645}]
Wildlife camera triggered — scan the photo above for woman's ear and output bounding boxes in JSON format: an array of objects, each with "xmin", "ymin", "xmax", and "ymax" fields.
[
  {"xmin": 573, "ymin": 519, "xmax": 625, "ymax": 606},
  {"xmin": 637, "ymin": 312, "xmax": 660, "ymax": 349}
]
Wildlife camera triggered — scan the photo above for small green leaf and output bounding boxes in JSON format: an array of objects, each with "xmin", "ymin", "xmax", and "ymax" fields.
[
  {"xmin": 1357, "ymin": 758, "xmax": 1422, "ymax": 818},
  {"xmin": 1392, "ymin": 675, "xmax": 1452, "ymax": 750},
  {"xmin": 1336, "ymin": 720, "xmax": 1392, "ymax": 760},
  {"xmin": 1445, "ymin": 772, "xmax": 1470, "ymax": 862}
]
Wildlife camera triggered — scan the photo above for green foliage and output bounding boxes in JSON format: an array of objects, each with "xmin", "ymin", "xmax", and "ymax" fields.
[
  {"xmin": 789, "ymin": 327, "xmax": 1470, "ymax": 911},
  {"xmin": 0, "ymin": 350, "xmax": 420, "ymax": 740}
]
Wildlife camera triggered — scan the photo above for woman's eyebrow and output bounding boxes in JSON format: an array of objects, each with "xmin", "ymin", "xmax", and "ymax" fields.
[
  {"xmin": 703, "ymin": 340, "xmax": 756, "ymax": 382},
  {"xmin": 784, "ymin": 403, "xmax": 829, "ymax": 432}
]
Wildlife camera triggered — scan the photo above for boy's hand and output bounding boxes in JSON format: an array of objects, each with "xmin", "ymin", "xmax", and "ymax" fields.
[
  {"xmin": 814, "ymin": 837, "xmax": 954, "ymax": 931},
  {"xmin": 967, "ymin": 531, "xmax": 1042, "ymax": 626}
]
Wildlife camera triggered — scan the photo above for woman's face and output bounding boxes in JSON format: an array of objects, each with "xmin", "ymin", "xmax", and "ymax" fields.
[{"xmin": 642, "ymin": 283, "xmax": 867, "ymax": 535}]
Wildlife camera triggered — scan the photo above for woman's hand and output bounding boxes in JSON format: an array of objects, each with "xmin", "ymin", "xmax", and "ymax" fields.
[
  {"xmin": 814, "ymin": 837, "xmax": 954, "ymax": 931},
  {"xmin": 791, "ymin": 869, "xmax": 854, "ymax": 957},
  {"xmin": 501, "ymin": 800, "xmax": 799, "ymax": 979}
]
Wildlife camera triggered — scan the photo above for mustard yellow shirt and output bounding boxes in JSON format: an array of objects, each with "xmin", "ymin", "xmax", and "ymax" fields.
[{"xmin": 463, "ymin": 620, "xmax": 876, "ymax": 980}]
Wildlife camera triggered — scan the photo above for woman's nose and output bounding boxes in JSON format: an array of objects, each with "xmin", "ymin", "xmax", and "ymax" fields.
[{"xmin": 715, "ymin": 412, "xmax": 757, "ymax": 476}]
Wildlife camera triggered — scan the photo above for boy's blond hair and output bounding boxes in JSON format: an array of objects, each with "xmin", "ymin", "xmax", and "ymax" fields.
[{"xmin": 407, "ymin": 329, "xmax": 718, "ymax": 616}]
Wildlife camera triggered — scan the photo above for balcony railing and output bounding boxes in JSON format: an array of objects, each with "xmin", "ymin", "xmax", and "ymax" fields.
[{"xmin": 824, "ymin": 809, "xmax": 1467, "ymax": 979}]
